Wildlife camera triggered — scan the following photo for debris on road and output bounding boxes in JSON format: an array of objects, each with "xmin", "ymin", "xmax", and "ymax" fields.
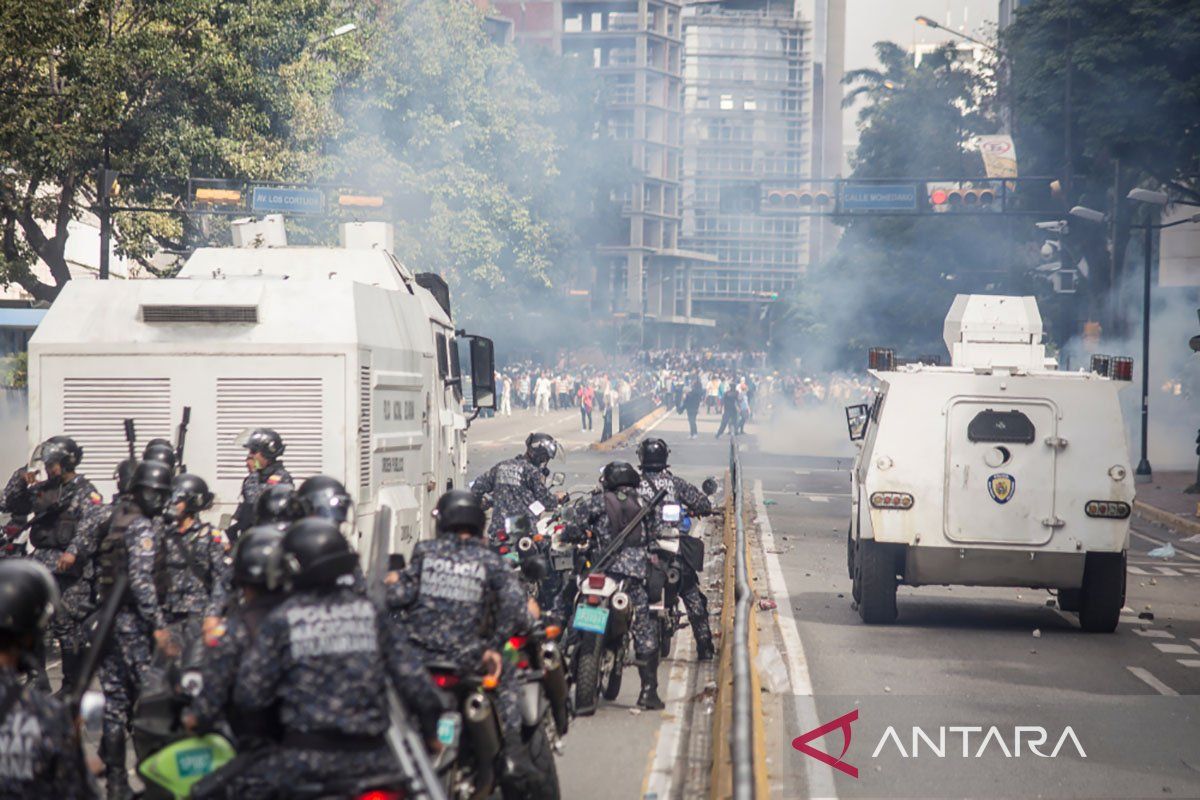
[
  {"xmin": 758, "ymin": 598, "xmax": 777, "ymax": 610},
  {"xmin": 1032, "ymin": 629, "xmax": 1042, "ymax": 638},
  {"xmin": 1139, "ymin": 611, "xmax": 1156, "ymax": 621},
  {"xmin": 1148, "ymin": 543, "xmax": 1176, "ymax": 559},
  {"xmin": 756, "ymin": 645, "xmax": 790, "ymax": 693}
]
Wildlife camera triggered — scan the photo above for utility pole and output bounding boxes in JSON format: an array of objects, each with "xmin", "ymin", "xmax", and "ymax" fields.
[{"xmin": 98, "ymin": 152, "xmax": 112, "ymax": 280}]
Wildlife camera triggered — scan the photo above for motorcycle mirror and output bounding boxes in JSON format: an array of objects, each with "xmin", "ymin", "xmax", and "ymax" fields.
[
  {"xmin": 80, "ymin": 690, "xmax": 105, "ymax": 738},
  {"xmin": 551, "ymin": 471, "xmax": 566, "ymax": 487},
  {"xmin": 702, "ymin": 477, "xmax": 719, "ymax": 496}
]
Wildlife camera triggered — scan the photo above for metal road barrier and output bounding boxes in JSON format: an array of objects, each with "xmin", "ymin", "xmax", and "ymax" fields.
[{"xmin": 730, "ymin": 435, "xmax": 755, "ymax": 800}]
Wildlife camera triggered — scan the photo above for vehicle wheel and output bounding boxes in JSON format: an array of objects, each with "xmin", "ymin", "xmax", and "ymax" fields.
[
  {"xmin": 574, "ymin": 633, "xmax": 603, "ymax": 715},
  {"xmin": 515, "ymin": 720, "xmax": 561, "ymax": 800},
  {"xmin": 601, "ymin": 644, "xmax": 624, "ymax": 701},
  {"xmin": 1078, "ymin": 552, "xmax": 1125, "ymax": 633},
  {"xmin": 1057, "ymin": 588, "xmax": 1081, "ymax": 613},
  {"xmin": 857, "ymin": 540, "xmax": 898, "ymax": 624}
]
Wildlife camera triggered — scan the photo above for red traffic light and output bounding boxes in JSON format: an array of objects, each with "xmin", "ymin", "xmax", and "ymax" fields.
[{"xmin": 930, "ymin": 189, "xmax": 949, "ymax": 205}]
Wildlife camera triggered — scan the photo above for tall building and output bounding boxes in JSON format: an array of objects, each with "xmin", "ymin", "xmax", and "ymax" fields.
[
  {"xmin": 679, "ymin": 0, "xmax": 844, "ymax": 324},
  {"xmin": 495, "ymin": 0, "xmax": 716, "ymax": 345}
]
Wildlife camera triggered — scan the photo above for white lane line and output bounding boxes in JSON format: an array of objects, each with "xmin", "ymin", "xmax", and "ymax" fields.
[
  {"xmin": 1133, "ymin": 629, "xmax": 1176, "ymax": 639},
  {"xmin": 642, "ymin": 626, "xmax": 696, "ymax": 799},
  {"xmin": 1191, "ymin": 638, "xmax": 1200, "ymax": 649},
  {"xmin": 1127, "ymin": 565, "xmax": 1151, "ymax": 575},
  {"xmin": 1179, "ymin": 660, "xmax": 1200, "ymax": 668},
  {"xmin": 1128, "ymin": 666, "xmax": 1179, "ymax": 695},
  {"xmin": 753, "ymin": 479, "xmax": 840, "ymax": 800},
  {"xmin": 1152, "ymin": 643, "xmax": 1198, "ymax": 655}
]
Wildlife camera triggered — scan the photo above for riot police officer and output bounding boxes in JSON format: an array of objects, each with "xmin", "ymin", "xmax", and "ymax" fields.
[
  {"xmin": 185, "ymin": 526, "xmax": 287, "ymax": 800},
  {"xmin": 156, "ymin": 473, "xmax": 231, "ymax": 645},
  {"xmin": 636, "ymin": 438, "xmax": 715, "ymax": 660},
  {"xmin": 253, "ymin": 483, "xmax": 304, "ymax": 532},
  {"xmin": 387, "ymin": 490, "xmax": 541, "ymax": 792},
  {"xmin": 234, "ymin": 518, "xmax": 440, "ymax": 799},
  {"xmin": 296, "ymin": 475, "xmax": 354, "ymax": 526},
  {"xmin": 0, "ymin": 559, "xmax": 91, "ymax": 799},
  {"xmin": 471, "ymin": 432, "xmax": 561, "ymax": 543},
  {"xmin": 227, "ymin": 429, "xmax": 291, "ymax": 543},
  {"xmin": 563, "ymin": 461, "xmax": 663, "ymax": 709},
  {"xmin": 140, "ymin": 440, "xmax": 177, "ymax": 472},
  {"xmin": 18, "ymin": 437, "xmax": 103, "ymax": 696}
]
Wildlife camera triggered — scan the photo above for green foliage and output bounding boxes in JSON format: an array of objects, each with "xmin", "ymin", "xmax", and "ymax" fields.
[{"xmin": 2, "ymin": 352, "xmax": 27, "ymax": 389}]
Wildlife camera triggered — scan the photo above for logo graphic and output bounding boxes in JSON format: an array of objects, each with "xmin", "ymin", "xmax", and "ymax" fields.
[
  {"xmin": 987, "ymin": 473, "xmax": 1016, "ymax": 504},
  {"xmin": 175, "ymin": 747, "xmax": 214, "ymax": 778},
  {"xmin": 792, "ymin": 709, "xmax": 859, "ymax": 779}
]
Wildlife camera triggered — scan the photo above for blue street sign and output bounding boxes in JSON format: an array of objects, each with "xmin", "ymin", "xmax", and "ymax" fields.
[
  {"xmin": 841, "ymin": 183, "xmax": 919, "ymax": 212},
  {"xmin": 250, "ymin": 186, "xmax": 325, "ymax": 215}
]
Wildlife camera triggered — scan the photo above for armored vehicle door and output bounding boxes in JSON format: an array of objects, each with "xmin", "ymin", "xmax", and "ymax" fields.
[{"xmin": 943, "ymin": 399, "xmax": 1059, "ymax": 545}]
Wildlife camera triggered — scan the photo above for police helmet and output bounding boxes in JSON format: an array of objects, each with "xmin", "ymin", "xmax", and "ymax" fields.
[
  {"xmin": 232, "ymin": 526, "xmax": 285, "ymax": 589},
  {"xmin": 142, "ymin": 440, "xmax": 177, "ymax": 470},
  {"xmin": 281, "ymin": 518, "xmax": 359, "ymax": 590},
  {"xmin": 637, "ymin": 438, "xmax": 669, "ymax": 471},
  {"xmin": 0, "ymin": 559, "xmax": 59, "ymax": 639},
  {"xmin": 601, "ymin": 461, "xmax": 640, "ymax": 491},
  {"xmin": 239, "ymin": 428, "xmax": 285, "ymax": 461},
  {"xmin": 524, "ymin": 433, "xmax": 559, "ymax": 466},
  {"xmin": 434, "ymin": 490, "xmax": 485, "ymax": 538},
  {"xmin": 166, "ymin": 473, "xmax": 215, "ymax": 519},
  {"xmin": 297, "ymin": 475, "xmax": 353, "ymax": 525},
  {"xmin": 130, "ymin": 461, "xmax": 174, "ymax": 517},
  {"xmin": 113, "ymin": 458, "xmax": 139, "ymax": 495},
  {"xmin": 255, "ymin": 484, "xmax": 303, "ymax": 526},
  {"xmin": 39, "ymin": 436, "xmax": 83, "ymax": 472}
]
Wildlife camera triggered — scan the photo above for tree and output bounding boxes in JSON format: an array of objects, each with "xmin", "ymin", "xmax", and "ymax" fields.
[{"xmin": 0, "ymin": 0, "xmax": 350, "ymax": 301}]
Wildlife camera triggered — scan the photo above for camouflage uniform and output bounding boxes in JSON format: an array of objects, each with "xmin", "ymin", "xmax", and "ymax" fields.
[
  {"xmin": 152, "ymin": 519, "xmax": 232, "ymax": 631},
  {"xmin": 638, "ymin": 469, "xmax": 714, "ymax": 651},
  {"xmin": 228, "ymin": 462, "xmax": 292, "ymax": 543},
  {"xmin": 233, "ymin": 587, "xmax": 440, "ymax": 799},
  {"xmin": 0, "ymin": 671, "xmax": 92, "ymax": 799},
  {"xmin": 0, "ymin": 468, "xmax": 32, "ymax": 559},
  {"xmin": 387, "ymin": 535, "xmax": 533, "ymax": 734},
  {"xmin": 470, "ymin": 455, "xmax": 558, "ymax": 544},
  {"xmin": 562, "ymin": 489, "xmax": 658, "ymax": 658}
]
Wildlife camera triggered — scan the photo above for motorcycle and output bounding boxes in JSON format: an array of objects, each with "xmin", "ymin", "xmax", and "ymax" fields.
[
  {"xmin": 647, "ymin": 503, "xmax": 689, "ymax": 659},
  {"xmin": 568, "ymin": 570, "xmax": 634, "ymax": 716}
]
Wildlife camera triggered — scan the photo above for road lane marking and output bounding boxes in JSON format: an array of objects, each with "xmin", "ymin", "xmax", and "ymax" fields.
[
  {"xmin": 1152, "ymin": 643, "xmax": 1198, "ymax": 655},
  {"xmin": 1127, "ymin": 666, "xmax": 1179, "ymax": 696},
  {"xmin": 753, "ymin": 479, "xmax": 839, "ymax": 800},
  {"xmin": 642, "ymin": 628, "xmax": 695, "ymax": 799},
  {"xmin": 1133, "ymin": 629, "xmax": 1175, "ymax": 638},
  {"xmin": 1179, "ymin": 660, "xmax": 1200, "ymax": 668}
]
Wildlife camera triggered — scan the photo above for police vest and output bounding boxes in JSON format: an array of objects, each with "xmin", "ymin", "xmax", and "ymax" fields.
[
  {"xmin": 154, "ymin": 525, "xmax": 214, "ymax": 609},
  {"xmin": 28, "ymin": 482, "xmax": 76, "ymax": 550},
  {"xmin": 96, "ymin": 500, "xmax": 141, "ymax": 603},
  {"xmin": 602, "ymin": 489, "xmax": 644, "ymax": 549}
]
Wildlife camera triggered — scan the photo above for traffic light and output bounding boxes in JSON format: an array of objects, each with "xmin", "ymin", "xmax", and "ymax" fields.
[
  {"xmin": 927, "ymin": 181, "xmax": 1000, "ymax": 213},
  {"xmin": 764, "ymin": 187, "xmax": 833, "ymax": 211}
]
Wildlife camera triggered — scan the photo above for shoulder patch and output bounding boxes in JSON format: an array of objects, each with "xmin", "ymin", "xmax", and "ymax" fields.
[
  {"xmin": 139, "ymin": 536, "xmax": 155, "ymax": 552},
  {"xmin": 266, "ymin": 475, "xmax": 282, "ymax": 485},
  {"xmin": 205, "ymin": 622, "xmax": 227, "ymax": 647},
  {"xmin": 89, "ymin": 492, "xmax": 103, "ymax": 505}
]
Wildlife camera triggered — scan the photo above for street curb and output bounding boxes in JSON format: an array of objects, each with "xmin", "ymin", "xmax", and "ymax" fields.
[
  {"xmin": 1135, "ymin": 500, "xmax": 1200, "ymax": 537},
  {"xmin": 589, "ymin": 405, "xmax": 669, "ymax": 452}
]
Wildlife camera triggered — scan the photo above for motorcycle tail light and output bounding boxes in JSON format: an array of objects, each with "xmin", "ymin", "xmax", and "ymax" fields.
[
  {"xmin": 533, "ymin": 533, "xmax": 544, "ymax": 543},
  {"xmin": 356, "ymin": 792, "xmax": 402, "ymax": 800},
  {"xmin": 587, "ymin": 573, "xmax": 606, "ymax": 589},
  {"xmin": 517, "ymin": 659, "xmax": 530, "ymax": 669},
  {"xmin": 498, "ymin": 533, "xmax": 508, "ymax": 542},
  {"xmin": 432, "ymin": 673, "xmax": 460, "ymax": 689},
  {"xmin": 507, "ymin": 636, "xmax": 528, "ymax": 651},
  {"xmin": 586, "ymin": 595, "xmax": 602, "ymax": 606},
  {"xmin": 481, "ymin": 675, "xmax": 499, "ymax": 690},
  {"xmin": 499, "ymin": 546, "xmax": 509, "ymax": 555},
  {"xmin": 544, "ymin": 625, "xmax": 561, "ymax": 640}
]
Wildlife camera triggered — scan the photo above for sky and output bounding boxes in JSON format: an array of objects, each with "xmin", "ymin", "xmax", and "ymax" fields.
[{"xmin": 842, "ymin": 0, "xmax": 999, "ymax": 157}]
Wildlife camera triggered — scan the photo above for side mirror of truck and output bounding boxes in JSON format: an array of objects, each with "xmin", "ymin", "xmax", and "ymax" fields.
[
  {"xmin": 465, "ymin": 335, "xmax": 496, "ymax": 410},
  {"xmin": 845, "ymin": 403, "xmax": 869, "ymax": 441}
]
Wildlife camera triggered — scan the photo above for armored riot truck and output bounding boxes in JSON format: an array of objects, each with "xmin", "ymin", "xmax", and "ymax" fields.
[
  {"xmin": 27, "ymin": 221, "xmax": 496, "ymax": 570},
  {"xmin": 845, "ymin": 295, "xmax": 1135, "ymax": 632}
]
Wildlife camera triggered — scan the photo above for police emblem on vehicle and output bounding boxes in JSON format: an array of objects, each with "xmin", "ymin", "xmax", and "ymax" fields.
[{"xmin": 987, "ymin": 473, "xmax": 1016, "ymax": 504}]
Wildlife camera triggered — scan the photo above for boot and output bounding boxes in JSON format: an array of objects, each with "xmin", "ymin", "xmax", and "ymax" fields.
[
  {"xmin": 636, "ymin": 655, "xmax": 665, "ymax": 710},
  {"xmin": 101, "ymin": 728, "xmax": 131, "ymax": 800},
  {"xmin": 695, "ymin": 638, "xmax": 715, "ymax": 662},
  {"xmin": 55, "ymin": 645, "xmax": 84, "ymax": 699}
]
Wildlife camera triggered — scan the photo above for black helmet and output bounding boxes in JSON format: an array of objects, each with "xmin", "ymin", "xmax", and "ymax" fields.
[
  {"xmin": 524, "ymin": 433, "xmax": 559, "ymax": 466},
  {"xmin": 130, "ymin": 461, "xmax": 174, "ymax": 517},
  {"xmin": 601, "ymin": 461, "xmax": 640, "ymax": 491},
  {"xmin": 39, "ymin": 436, "xmax": 83, "ymax": 472},
  {"xmin": 239, "ymin": 428, "xmax": 285, "ymax": 461},
  {"xmin": 255, "ymin": 484, "xmax": 303, "ymax": 526},
  {"xmin": 297, "ymin": 475, "xmax": 353, "ymax": 525},
  {"xmin": 637, "ymin": 438, "xmax": 669, "ymax": 471},
  {"xmin": 232, "ymin": 526, "xmax": 285, "ymax": 589},
  {"xmin": 434, "ymin": 490, "xmax": 485, "ymax": 537},
  {"xmin": 0, "ymin": 559, "xmax": 59, "ymax": 638},
  {"xmin": 113, "ymin": 458, "xmax": 139, "ymax": 495},
  {"xmin": 281, "ymin": 518, "xmax": 358, "ymax": 590},
  {"xmin": 165, "ymin": 473, "xmax": 215, "ymax": 521},
  {"xmin": 142, "ymin": 440, "xmax": 177, "ymax": 470}
]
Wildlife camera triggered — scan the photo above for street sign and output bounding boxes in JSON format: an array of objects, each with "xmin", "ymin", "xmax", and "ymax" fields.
[
  {"xmin": 250, "ymin": 186, "xmax": 325, "ymax": 215},
  {"xmin": 841, "ymin": 183, "xmax": 918, "ymax": 212}
]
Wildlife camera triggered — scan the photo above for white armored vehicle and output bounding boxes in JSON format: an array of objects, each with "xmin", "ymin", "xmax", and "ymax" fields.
[
  {"xmin": 27, "ymin": 221, "xmax": 496, "ymax": 570},
  {"xmin": 845, "ymin": 295, "xmax": 1135, "ymax": 632}
]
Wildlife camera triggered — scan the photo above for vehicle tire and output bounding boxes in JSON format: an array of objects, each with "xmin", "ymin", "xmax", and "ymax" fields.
[
  {"xmin": 511, "ymin": 720, "xmax": 560, "ymax": 800},
  {"xmin": 857, "ymin": 540, "xmax": 898, "ymax": 625},
  {"xmin": 601, "ymin": 643, "xmax": 624, "ymax": 701},
  {"xmin": 1057, "ymin": 588, "xmax": 1081, "ymax": 613},
  {"xmin": 1078, "ymin": 552, "xmax": 1125, "ymax": 633},
  {"xmin": 574, "ymin": 633, "xmax": 603, "ymax": 716}
]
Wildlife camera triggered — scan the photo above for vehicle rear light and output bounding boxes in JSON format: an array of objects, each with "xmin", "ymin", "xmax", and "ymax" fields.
[
  {"xmin": 432, "ymin": 673, "xmax": 460, "ymax": 689},
  {"xmin": 533, "ymin": 533, "xmax": 544, "ymax": 542},
  {"xmin": 1111, "ymin": 356, "xmax": 1133, "ymax": 381},
  {"xmin": 498, "ymin": 546, "xmax": 509, "ymax": 555},
  {"xmin": 587, "ymin": 573, "xmax": 606, "ymax": 589},
  {"xmin": 517, "ymin": 659, "xmax": 530, "ymax": 669},
  {"xmin": 1085, "ymin": 500, "xmax": 1131, "ymax": 519},
  {"xmin": 356, "ymin": 791, "xmax": 403, "ymax": 800},
  {"xmin": 586, "ymin": 594, "xmax": 602, "ymax": 606},
  {"xmin": 868, "ymin": 347, "xmax": 896, "ymax": 371},
  {"xmin": 507, "ymin": 635, "xmax": 528, "ymax": 651},
  {"xmin": 545, "ymin": 625, "xmax": 561, "ymax": 640},
  {"xmin": 870, "ymin": 491, "xmax": 914, "ymax": 510},
  {"xmin": 497, "ymin": 533, "xmax": 508, "ymax": 542}
]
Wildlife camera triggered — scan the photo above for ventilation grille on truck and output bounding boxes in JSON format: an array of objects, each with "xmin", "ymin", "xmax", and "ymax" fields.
[
  {"xmin": 359, "ymin": 365, "xmax": 372, "ymax": 498},
  {"xmin": 62, "ymin": 377, "xmax": 173, "ymax": 477},
  {"xmin": 142, "ymin": 305, "xmax": 258, "ymax": 324},
  {"xmin": 216, "ymin": 377, "xmax": 324, "ymax": 480}
]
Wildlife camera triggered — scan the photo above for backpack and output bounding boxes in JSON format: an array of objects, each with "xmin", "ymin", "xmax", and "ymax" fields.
[
  {"xmin": 602, "ymin": 489, "xmax": 644, "ymax": 550},
  {"xmin": 96, "ymin": 500, "xmax": 141, "ymax": 604}
]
